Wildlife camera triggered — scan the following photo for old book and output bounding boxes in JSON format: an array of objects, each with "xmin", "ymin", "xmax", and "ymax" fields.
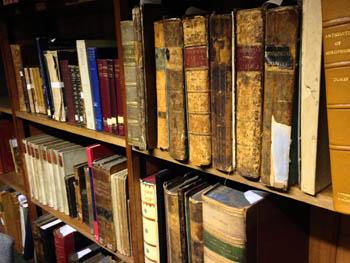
[
  {"xmin": 154, "ymin": 20, "xmax": 169, "ymax": 151},
  {"xmin": 33, "ymin": 67, "xmax": 46, "ymax": 114},
  {"xmin": 236, "ymin": 8, "xmax": 264, "ymax": 179},
  {"xmin": 9, "ymin": 138, "xmax": 20, "ymax": 173},
  {"xmin": 183, "ymin": 15, "xmax": 211, "ymax": 166},
  {"xmin": 40, "ymin": 218, "xmax": 64, "ymax": 262},
  {"xmin": 76, "ymin": 40, "xmax": 115, "ymax": 130},
  {"xmin": 322, "ymin": 0, "xmax": 350, "ymax": 214},
  {"xmin": 65, "ymin": 174, "xmax": 78, "ymax": 218},
  {"xmin": 164, "ymin": 18, "xmax": 188, "ymax": 161},
  {"xmin": 70, "ymin": 65, "xmax": 84, "ymax": 125},
  {"xmin": 260, "ymin": 6, "xmax": 299, "ymax": 190},
  {"xmin": 209, "ymin": 14, "xmax": 233, "ymax": 172},
  {"xmin": 97, "ymin": 59, "xmax": 112, "ymax": 132},
  {"xmin": 54, "ymin": 224, "xmax": 76, "ymax": 263},
  {"xmin": 69, "ymin": 244, "xmax": 100, "ymax": 263},
  {"xmin": 84, "ymin": 165, "xmax": 94, "ymax": 232},
  {"xmin": 73, "ymin": 162, "xmax": 88, "ymax": 222},
  {"xmin": 203, "ymin": 184, "xmax": 309, "ymax": 262},
  {"xmin": 132, "ymin": 5, "xmax": 159, "ymax": 150},
  {"xmin": 114, "ymin": 59, "xmax": 125, "ymax": 136},
  {"xmin": 140, "ymin": 170, "xmax": 173, "ymax": 262},
  {"xmin": 10, "ymin": 44, "xmax": 27, "ymax": 112},
  {"xmin": 24, "ymin": 67, "xmax": 36, "ymax": 113},
  {"xmin": 0, "ymin": 121, "xmax": 15, "ymax": 174},
  {"xmin": 121, "ymin": 20, "xmax": 143, "ymax": 148},
  {"xmin": 108, "ymin": 59, "xmax": 117, "ymax": 133}
]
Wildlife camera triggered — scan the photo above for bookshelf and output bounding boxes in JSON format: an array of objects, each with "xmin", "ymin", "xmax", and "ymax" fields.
[
  {"xmin": 0, "ymin": 171, "xmax": 26, "ymax": 194},
  {"xmin": 0, "ymin": 97, "xmax": 11, "ymax": 114}
]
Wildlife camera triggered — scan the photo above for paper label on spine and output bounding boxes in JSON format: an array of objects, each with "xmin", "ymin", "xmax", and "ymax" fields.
[{"xmin": 51, "ymin": 82, "xmax": 64, "ymax": 89}]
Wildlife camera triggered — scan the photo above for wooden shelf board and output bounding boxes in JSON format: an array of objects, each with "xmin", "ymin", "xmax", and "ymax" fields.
[
  {"xmin": 0, "ymin": 97, "xmax": 12, "ymax": 114},
  {"xmin": 15, "ymin": 111, "xmax": 126, "ymax": 148},
  {"xmin": 0, "ymin": 171, "xmax": 26, "ymax": 194},
  {"xmin": 136, "ymin": 148, "xmax": 334, "ymax": 211},
  {"xmin": 31, "ymin": 199, "xmax": 133, "ymax": 263}
]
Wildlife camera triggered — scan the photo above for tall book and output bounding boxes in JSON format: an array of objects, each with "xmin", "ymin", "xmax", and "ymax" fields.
[
  {"xmin": 164, "ymin": 18, "xmax": 188, "ymax": 161},
  {"xmin": 154, "ymin": 20, "xmax": 169, "ymax": 150},
  {"xmin": 140, "ymin": 170, "xmax": 173, "ymax": 262},
  {"xmin": 54, "ymin": 224, "xmax": 76, "ymax": 263},
  {"xmin": 202, "ymin": 184, "xmax": 309, "ymax": 262},
  {"xmin": 183, "ymin": 15, "xmax": 211, "ymax": 166},
  {"xmin": 209, "ymin": 14, "xmax": 233, "ymax": 172},
  {"xmin": 121, "ymin": 21, "xmax": 143, "ymax": 147},
  {"xmin": 76, "ymin": 40, "xmax": 115, "ymax": 130},
  {"xmin": 114, "ymin": 59, "xmax": 125, "ymax": 136},
  {"xmin": 322, "ymin": 0, "xmax": 350, "ymax": 213},
  {"xmin": 236, "ymin": 8, "xmax": 264, "ymax": 179},
  {"xmin": 73, "ymin": 162, "xmax": 88, "ymax": 222},
  {"xmin": 107, "ymin": 59, "xmax": 117, "ymax": 133},
  {"xmin": 260, "ymin": 7, "xmax": 299, "ymax": 190}
]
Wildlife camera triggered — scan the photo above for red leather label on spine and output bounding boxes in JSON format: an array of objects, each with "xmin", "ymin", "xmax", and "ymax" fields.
[
  {"xmin": 236, "ymin": 46, "xmax": 263, "ymax": 71},
  {"xmin": 185, "ymin": 46, "xmax": 208, "ymax": 68}
]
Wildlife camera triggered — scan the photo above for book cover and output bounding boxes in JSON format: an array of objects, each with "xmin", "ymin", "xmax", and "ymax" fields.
[{"xmin": 54, "ymin": 224, "xmax": 76, "ymax": 263}]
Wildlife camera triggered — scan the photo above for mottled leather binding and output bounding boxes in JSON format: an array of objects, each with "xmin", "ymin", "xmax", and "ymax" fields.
[
  {"xmin": 32, "ymin": 214, "xmax": 55, "ymax": 263},
  {"xmin": 114, "ymin": 59, "xmax": 125, "ymax": 136},
  {"xmin": 108, "ymin": 59, "xmax": 117, "ymax": 133},
  {"xmin": 60, "ymin": 60, "xmax": 76, "ymax": 124},
  {"xmin": 164, "ymin": 18, "xmax": 188, "ymax": 161},
  {"xmin": 236, "ymin": 8, "xmax": 264, "ymax": 179},
  {"xmin": 209, "ymin": 14, "xmax": 233, "ymax": 172},
  {"xmin": 261, "ymin": 6, "xmax": 299, "ymax": 190},
  {"xmin": 183, "ymin": 15, "xmax": 211, "ymax": 166},
  {"xmin": 154, "ymin": 20, "xmax": 169, "ymax": 150},
  {"xmin": 73, "ymin": 162, "xmax": 87, "ymax": 221},
  {"xmin": 97, "ymin": 59, "xmax": 112, "ymax": 133}
]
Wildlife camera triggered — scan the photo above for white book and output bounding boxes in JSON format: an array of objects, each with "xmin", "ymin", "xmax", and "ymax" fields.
[
  {"xmin": 300, "ymin": 0, "xmax": 331, "ymax": 195},
  {"xmin": 76, "ymin": 40, "xmax": 115, "ymax": 130}
]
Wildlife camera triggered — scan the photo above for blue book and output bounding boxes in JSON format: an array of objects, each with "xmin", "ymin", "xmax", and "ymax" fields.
[{"xmin": 87, "ymin": 47, "xmax": 104, "ymax": 131}]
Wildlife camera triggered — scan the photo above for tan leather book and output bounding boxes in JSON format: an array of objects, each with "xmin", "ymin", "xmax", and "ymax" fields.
[
  {"xmin": 183, "ymin": 15, "xmax": 211, "ymax": 166},
  {"xmin": 260, "ymin": 6, "xmax": 299, "ymax": 190},
  {"xmin": 209, "ymin": 14, "xmax": 233, "ymax": 172},
  {"xmin": 73, "ymin": 162, "xmax": 87, "ymax": 222},
  {"xmin": 236, "ymin": 8, "xmax": 264, "ymax": 179},
  {"xmin": 24, "ymin": 67, "xmax": 36, "ymax": 113},
  {"xmin": 33, "ymin": 67, "xmax": 46, "ymax": 114},
  {"xmin": 164, "ymin": 18, "xmax": 188, "ymax": 161},
  {"xmin": 154, "ymin": 20, "xmax": 169, "ymax": 151},
  {"xmin": 322, "ymin": 0, "xmax": 350, "ymax": 214}
]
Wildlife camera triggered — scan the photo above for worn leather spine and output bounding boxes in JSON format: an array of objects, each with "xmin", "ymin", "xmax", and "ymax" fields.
[
  {"xmin": 154, "ymin": 20, "xmax": 169, "ymax": 151},
  {"xmin": 261, "ymin": 6, "xmax": 299, "ymax": 190},
  {"xmin": 236, "ymin": 8, "xmax": 264, "ymax": 179},
  {"xmin": 209, "ymin": 14, "xmax": 233, "ymax": 172},
  {"xmin": 183, "ymin": 15, "xmax": 211, "ymax": 166},
  {"xmin": 164, "ymin": 18, "xmax": 188, "ymax": 161}
]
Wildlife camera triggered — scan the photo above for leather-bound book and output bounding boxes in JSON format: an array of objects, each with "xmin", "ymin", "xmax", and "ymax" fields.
[
  {"xmin": 60, "ymin": 59, "xmax": 76, "ymax": 124},
  {"xmin": 114, "ymin": 59, "xmax": 125, "ymax": 136},
  {"xmin": 164, "ymin": 18, "xmax": 188, "ymax": 161},
  {"xmin": 23, "ymin": 67, "xmax": 36, "ymax": 113},
  {"xmin": 108, "ymin": 59, "xmax": 117, "ymax": 133},
  {"xmin": 40, "ymin": 218, "xmax": 64, "ymax": 262},
  {"xmin": 97, "ymin": 59, "xmax": 112, "ymax": 133},
  {"xmin": 260, "ymin": 6, "xmax": 299, "ymax": 190},
  {"xmin": 209, "ymin": 14, "xmax": 233, "ymax": 172},
  {"xmin": 70, "ymin": 65, "xmax": 82, "ymax": 124},
  {"xmin": 69, "ymin": 244, "xmax": 100, "ymax": 263},
  {"xmin": 73, "ymin": 162, "xmax": 88, "ymax": 221},
  {"xmin": 183, "ymin": 15, "xmax": 211, "ymax": 166},
  {"xmin": 65, "ymin": 174, "xmax": 78, "ymax": 218},
  {"xmin": 322, "ymin": 0, "xmax": 350, "ymax": 213},
  {"xmin": 84, "ymin": 165, "xmax": 94, "ymax": 233},
  {"xmin": 236, "ymin": 8, "xmax": 264, "ymax": 179},
  {"xmin": 54, "ymin": 224, "xmax": 76, "ymax": 263},
  {"xmin": 154, "ymin": 20, "xmax": 169, "ymax": 150},
  {"xmin": 121, "ymin": 20, "xmax": 143, "ymax": 147}
]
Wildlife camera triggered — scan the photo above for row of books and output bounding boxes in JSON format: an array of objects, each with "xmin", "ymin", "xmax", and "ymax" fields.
[
  {"xmin": 32, "ymin": 214, "xmax": 123, "ymax": 263},
  {"xmin": 10, "ymin": 38, "xmax": 125, "ymax": 135},
  {"xmin": 122, "ymin": 6, "xmax": 300, "ymax": 191},
  {"xmin": 0, "ymin": 187, "xmax": 31, "ymax": 257},
  {"xmin": 23, "ymin": 135, "xmax": 131, "ymax": 256},
  {"xmin": 140, "ymin": 169, "xmax": 309, "ymax": 263},
  {"xmin": 0, "ymin": 119, "xmax": 20, "ymax": 174}
]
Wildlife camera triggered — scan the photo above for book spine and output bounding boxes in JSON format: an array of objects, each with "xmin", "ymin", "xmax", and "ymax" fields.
[
  {"xmin": 322, "ymin": 0, "xmax": 350, "ymax": 213},
  {"xmin": 108, "ymin": 59, "xmax": 117, "ymax": 134},
  {"xmin": 140, "ymin": 179, "xmax": 160, "ymax": 262},
  {"xmin": 97, "ymin": 59, "xmax": 112, "ymax": 133},
  {"xmin": 30, "ymin": 67, "xmax": 40, "ymax": 114},
  {"xmin": 154, "ymin": 20, "xmax": 169, "ymax": 150},
  {"xmin": 115, "ymin": 59, "xmax": 125, "ymax": 136},
  {"xmin": 60, "ymin": 60, "xmax": 76, "ymax": 124},
  {"xmin": 73, "ymin": 165, "xmax": 83, "ymax": 221},
  {"xmin": 236, "ymin": 8, "xmax": 264, "ymax": 178},
  {"xmin": 34, "ymin": 67, "xmax": 47, "ymax": 114},
  {"xmin": 209, "ymin": 14, "xmax": 233, "ymax": 172},
  {"xmin": 84, "ymin": 166, "xmax": 95, "ymax": 235},
  {"xmin": 70, "ymin": 66, "xmax": 81, "ymax": 124},
  {"xmin": 36, "ymin": 37, "xmax": 53, "ymax": 117},
  {"xmin": 77, "ymin": 40, "xmax": 96, "ymax": 130},
  {"xmin": 189, "ymin": 198, "xmax": 204, "ymax": 262},
  {"xmin": 261, "ymin": 6, "xmax": 299, "ymax": 190},
  {"xmin": 87, "ymin": 47, "xmax": 104, "ymax": 131},
  {"xmin": 164, "ymin": 18, "xmax": 188, "ymax": 161},
  {"xmin": 24, "ymin": 68, "xmax": 36, "ymax": 113},
  {"xmin": 66, "ymin": 176, "xmax": 78, "ymax": 217},
  {"xmin": 183, "ymin": 15, "xmax": 211, "ymax": 166}
]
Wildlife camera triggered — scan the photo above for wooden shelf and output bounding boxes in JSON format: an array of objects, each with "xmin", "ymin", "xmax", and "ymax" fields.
[
  {"xmin": 135, "ymin": 148, "xmax": 334, "ymax": 211},
  {"xmin": 31, "ymin": 199, "xmax": 133, "ymax": 263},
  {"xmin": 0, "ymin": 171, "xmax": 26, "ymax": 194},
  {"xmin": 15, "ymin": 111, "xmax": 126, "ymax": 148},
  {"xmin": 0, "ymin": 97, "xmax": 12, "ymax": 114}
]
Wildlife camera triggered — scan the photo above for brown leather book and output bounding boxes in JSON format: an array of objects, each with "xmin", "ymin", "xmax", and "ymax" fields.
[
  {"xmin": 183, "ymin": 15, "xmax": 211, "ymax": 166},
  {"xmin": 24, "ymin": 67, "xmax": 36, "ymax": 113},
  {"xmin": 209, "ymin": 14, "xmax": 233, "ymax": 172},
  {"xmin": 260, "ymin": 6, "xmax": 299, "ymax": 190},
  {"xmin": 154, "ymin": 20, "xmax": 169, "ymax": 151},
  {"xmin": 164, "ymin": 18, "xmax": 188, "ymax": 161},
  {"xmin": 322, "ymin": 0, "xmax": 350, "ymax": 214},
  {"xmin": 73, "ymin": 162, "xmax": 87, "ymax": 222},
  {"xmin": 236, "ymin": 8, "xmax": 264, "ymax": 179},
  {"xmin": 60, "ymin": 60, "xmax": 76, "ymax": 124}
]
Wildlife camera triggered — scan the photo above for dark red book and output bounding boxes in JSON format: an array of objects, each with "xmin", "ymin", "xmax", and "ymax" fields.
[
  {"xmin": 108, "ymin": 59, "xmax": 117, "ymax": 134},
  {"xmin": 0, "ymin": 120, "xmax": 15, "ymax": 174},
  {"xmin": 54, "ymin": 224, "xmax": 76, "ymax": 263},
  {"xmin": 114, "ymin": 59, "xmax": 125, "ymax": 136},
  {"xmin": 97, "ymin": 59, "xmax": 112, "ymax": 133},
  {"xmin": 60, "ymin": 60, "xmax": 76, "ymax": 124}
]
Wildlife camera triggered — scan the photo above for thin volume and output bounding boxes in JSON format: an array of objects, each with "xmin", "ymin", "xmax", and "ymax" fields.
[
  {"xmin": 209, "ymin": 14, "xmax": 233, "ymax": 172},
  {"xmin": 164, "ymin": 18, "xmax": 188, "ymax": 161}
]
